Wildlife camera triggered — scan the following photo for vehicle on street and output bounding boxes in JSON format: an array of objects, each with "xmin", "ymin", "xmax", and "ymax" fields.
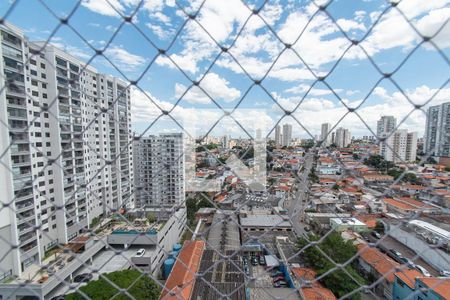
[
  {"xmin": 73, "ymin": 273, "xmax": 93, "ymax": 283},
  {"xmin": 415, "ymin": 265, "xmax": 431, "ymax": 277},
  {"xmin": 136, "ymin": 248, "xmax": 145, "ymax": 257},
  {"xmin": 251, "ymin": 256, "xmax": 258, "ymax": 266},
  {"xmin": 399, "ymin": 257, "xmax": 415, "ymax": 268},
  {"xmin": 439, "ymin": 270, "xmax": 450, "ymax": 277},
  {"xmin": 387, "ymin": 249, "xmax": 403, "ymax": 263}
]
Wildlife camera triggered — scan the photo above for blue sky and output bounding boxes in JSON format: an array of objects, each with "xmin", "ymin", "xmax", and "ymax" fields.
[{"xmin": 1, "ymin": 0, "xmax": 449, "ymax": 139}]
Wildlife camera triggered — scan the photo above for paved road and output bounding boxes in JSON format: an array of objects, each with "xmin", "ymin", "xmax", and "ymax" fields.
[{"xmin": 287, "ymin": 151, "xmax": 315, "ymax": 238}]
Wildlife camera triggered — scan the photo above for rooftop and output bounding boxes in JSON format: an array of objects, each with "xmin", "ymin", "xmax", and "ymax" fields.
[
  {"xmin": 418, "ymin": 277, "xmax": 450, "ymax": 299},
  {"xmin": 240, "ymin": 214, "xmax": 292, "ymax": 228},
  {"xmin": 160, "ymin": 240, "xmax": 205, "ymax": 300},
  {"xmin": 357, "ymin": 244, "xmax": 399, "ymax": 283}
]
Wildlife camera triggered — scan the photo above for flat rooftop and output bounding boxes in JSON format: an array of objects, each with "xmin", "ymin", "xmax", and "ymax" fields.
[{"xmin": 240, "ymin": 214, "xmax": 292, "ymax": 228}]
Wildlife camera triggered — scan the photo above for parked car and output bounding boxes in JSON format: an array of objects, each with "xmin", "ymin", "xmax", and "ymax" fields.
[
  {"xmin": 439, "ymin": 270, "xmax": 450, "ymax": 277},
  {"xmin": 259, "ymin": 255, "xmax": 266, "ymax": 266},
  {"xmin": 50, "ymin": 296, "xmax": 65, "ymax": 300},
  {"xmin": 387, "ymin": 249, "xmax": 403, "ymax": 263},
  {"xmin": 251, "ymin": 256, "xmax": 258, "ymax": 266},
  {"xmin": 273, "ymin": 280, "xmax": 288, "ymax": 288},
  {"xmin": 136, "ymin": 248, "xmax": 145, "ymax": 257},
  {"xmin": 73, "ymin": 273, "xmax": 93, "ymax": 283},
  {"xmin": 243, "ymin": 257, "xmax": 248, "ymax": 266},
  {"xmin": 244, "ymin": 265, "xmax": 249, "ymax": 276},
  {"xmin": 273, "ymin": 276, "xmax": 285, "ymax": 283},
  {"xmin": 415, "ymin": 265, "xmax": 431, "ymax": 277},
  {"xmin": 271, "ymin": 271, "xmax": 284, "ymax": 277},
  {"xmin": 371, "ymin": 231, "xmax": 381, "ymax": 239},
  {"xmin": 399, "ymin": 257, "xmax": 415, "ymax": 268}
]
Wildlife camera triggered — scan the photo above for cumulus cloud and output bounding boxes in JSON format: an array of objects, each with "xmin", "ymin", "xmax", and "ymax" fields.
[{"xmin": 174, "ymin": 73, "xmax": 241, "ymax": 104}]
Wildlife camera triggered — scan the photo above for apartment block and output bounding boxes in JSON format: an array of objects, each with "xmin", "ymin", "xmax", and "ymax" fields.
[
  {"xmin": 425, "ymin": 102, "xmax": 450, "ymax": 158},
  {"xmin": 320, "ymin": 122, "xmax": 332, "ymax": 147},
  {"xmin": 282, "ymin": 123, "xmax": 292, "ymax": 147},
  {"xmin": 0, "ymin": 23, "xmax": 133, "ymax": 277},
  {"xmin": 335, "ymin": 127, "xmax": 351, "ymax": 148},
  {"xmin": 377, "ymin": 115, "xmax": 397, "ymax": 136},
  {"xmin": 379, "ymin": 129, "xmax": 417, "ymax": 163},
  {"xmin": 133, "ymin": 133, "xmax": 184, "ymax": 207},
  {"xmin": 274, "ymin": 124, "xmax": 282, "ymax": 146}
]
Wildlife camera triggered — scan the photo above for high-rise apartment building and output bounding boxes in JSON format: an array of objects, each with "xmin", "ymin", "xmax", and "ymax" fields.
[
  {"xmin": 133, "ymin": 133, "xmax": 184, "ymax": 207},
  {"xmin": 379, "ymin": 129, "xmax": 417, "ymax": 162},
  {"xmin": 335, "ymin": 127, "xmax": 351, "ymax": 148},
  {"xmin": 321, "ymin": 123, "xmax": 332, "ymax": 147},
  {"xmin": 0, "ymin": 24, "xmax": 133, "ymax": 276},
  {"xmin": 377, "ymin": 116, "xmax": 397, "ymax": 136},
  {"xmin": 425, "ymin": 102, "xmax": 450, "ymax": 158},
  {"xmin": 274, "ymin": 125, "xmax": 282, "ymax": 146},
  {"xmin": 282, "ymin": 124, "xmax": 292, "ymax": 147}
]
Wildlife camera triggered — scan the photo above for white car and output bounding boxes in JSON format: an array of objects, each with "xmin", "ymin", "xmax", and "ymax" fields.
[
  {"xmin": 439, "ymin": 270, "xmax": 450, "ymax": 277},
  {"xmin": 136, "ymin": 249, "xmax": 146, "ymax": 257},
  {"xmin": 415, "ymin": 265, "xmax": 431, "ymax": 277}
]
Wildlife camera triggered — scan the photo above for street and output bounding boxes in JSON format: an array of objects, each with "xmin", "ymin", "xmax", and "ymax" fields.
[{"xmin": 286, "ymin": 151, "xmax": 314, "ymax": 238}]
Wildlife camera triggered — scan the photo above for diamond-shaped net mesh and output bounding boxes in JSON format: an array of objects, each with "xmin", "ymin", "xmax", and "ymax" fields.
[{"xmin": 0, "ymin": 0, "xmax": 449, "ymax": 299}]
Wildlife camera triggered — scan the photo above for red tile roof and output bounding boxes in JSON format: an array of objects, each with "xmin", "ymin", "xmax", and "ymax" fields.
[
  {"xmin": 394, "ymin": 269, "xmax": 423, "ymax": 289},
  {"xmin": 292, "ymin": 268, "xmax": 337, "ymax": 300},
  {"xmin": 160, "ymin": 240, "xmax": 205, "ymax": 300},
  {"xmin": 418, "ymin": 277, "xmax": 450, "ymax": 299},
  {"xmin": 357, "ymin": 244, "xmax": 400, "ymax": 283}
]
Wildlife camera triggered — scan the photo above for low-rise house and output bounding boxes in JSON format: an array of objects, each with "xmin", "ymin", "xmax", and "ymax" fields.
[
  {"xmin": 393, "ymin": 272, "xmax": 450, "ymax": 300},
  {"xmin": 356, "ymin": 244, "xmax": 400, "ymax": 298},
  {"xmin": 330, "ymin": 217, "xmax": 369, "ymax": 233},
  {"xmin": 291, "ymin": 267, "xmax": 337, "ymax": 300}
]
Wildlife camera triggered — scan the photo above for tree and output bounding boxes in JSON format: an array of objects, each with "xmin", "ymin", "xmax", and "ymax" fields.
[
  {"xmin": 445, "ymin": 166, "xmax": 450, "ymax": 172},
  {"xmin": 297, "ymin": 233, "xmax": 365, "ymax": 300}
]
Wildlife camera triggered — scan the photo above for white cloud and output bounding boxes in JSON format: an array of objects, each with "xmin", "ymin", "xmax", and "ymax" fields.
[
  {"xmin": 336, "ymin": 19, "xmax": 366, "ymax": 32},
  {"xmin": 175, "ymin": 73, "xmax": 241, "ymax": 104},
  {"xmin": 81, "ymin": 0, "xmax": 124, "ymax": 17},
  {"xmin": 104, "ymin": 46, "xmax": 147, "ymax": 72}
]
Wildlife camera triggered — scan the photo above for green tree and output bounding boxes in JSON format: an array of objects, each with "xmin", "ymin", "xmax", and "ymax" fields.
[
  {"xmin": 445, "ymin": 166, "xmax": 450, "ymax": 172},
  {"xmin": 297, "ymin": 233, "xmax": 365, "ymax": 300}
]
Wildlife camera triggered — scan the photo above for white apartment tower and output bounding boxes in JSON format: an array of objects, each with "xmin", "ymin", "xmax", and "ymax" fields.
[
  {"xmin": 133, "ymin": 133, "xmax": 184, "ymax": 208},
  {"xmin": 335, "ymin": 127, "xmax": 351, "ymax": 148},
  {"xmin": 379, "ymin": 129, "xmax": 417, "ymax": 162},
  {"xmin": 425, "ymin": 102, "xmax": 450, "ymax": 158},
  {"xmin": 377, "ymin": 116, "xmax": 397, "ymax": 136},
  {"xmin": 320, "ymin": 123, "xmax": 332, "ymax": 147},
  {"xmin": 274, "ymin": 125, "xmax": 282, "ymax": 146},
  {"xmin": 0, "ymin": 24, "xmax": 133, "ymax": 276},
  {"xmin": 282, "ymin": 123, "xmax": 292, "ymax": 147}
]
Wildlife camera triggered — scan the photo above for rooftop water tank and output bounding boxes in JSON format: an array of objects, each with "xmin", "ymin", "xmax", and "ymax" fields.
[{"xmin": 163, "ymin": 258, "xmax": 175, "ymax": 279}]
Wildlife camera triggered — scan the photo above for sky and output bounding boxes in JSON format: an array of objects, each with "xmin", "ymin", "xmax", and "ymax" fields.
[{"xmin": 1, "ymin": 0, "xmax": 449, "ymax": 139}]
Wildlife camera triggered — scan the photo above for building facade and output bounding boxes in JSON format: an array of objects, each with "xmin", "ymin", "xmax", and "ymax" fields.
[
  {"xmin": 377, "ymin": 116, "xmax": 397, "ymax": 136},
  {"xmin": 133, "ymin": 133, "xmax": 184, "ymax": 207},
  {"xmin": 282, "ymin": 123, "xmax": 292, "ymax": 147},
  {"xmin": 275, "ymin": 124, "xmax": 282, "ymax": 146},
  {"xmin": 0, "ymin": 24, "xmax": 133, "ymax": 277},
  {"xmin": 320, "ymin": 122, "xmax": 332, "ymax": 147},
  {"xmin": 425, "ymin": 102, "xmax": 450, "ymax": 158},
  {"xmin": 379, "ymin": 129, "xmax": 417, "ymax": 162},
  {"xmin": 335, "ymin": 127, "xmax": 351, "ymax": 148}
]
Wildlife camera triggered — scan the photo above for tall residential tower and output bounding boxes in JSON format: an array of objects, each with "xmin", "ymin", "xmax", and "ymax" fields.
[{"xmin": 0, "ymin": 24, "xmax": 133, "ymax": 276}]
